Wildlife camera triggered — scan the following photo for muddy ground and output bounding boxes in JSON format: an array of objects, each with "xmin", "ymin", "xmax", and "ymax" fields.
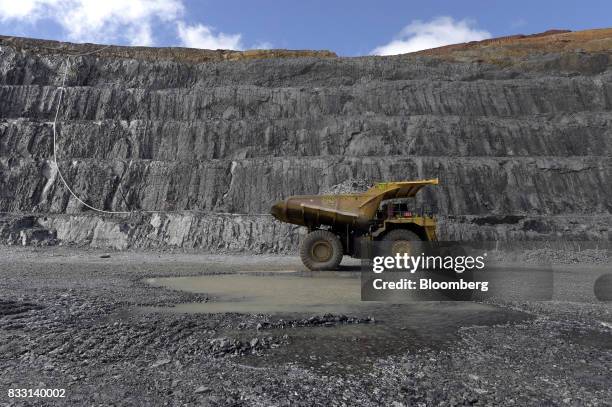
[{"xmin": 0, "ymin": 246, "xmax": 610, "ymax": 406}]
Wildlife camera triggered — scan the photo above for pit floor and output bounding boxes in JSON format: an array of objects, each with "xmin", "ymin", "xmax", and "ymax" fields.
[{"xmin": 0, "ymin": 247, "xmax": 610, "ymax": 406}]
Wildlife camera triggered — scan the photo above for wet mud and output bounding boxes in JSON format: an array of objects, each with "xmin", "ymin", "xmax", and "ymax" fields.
[{"xmin": 142, "ymin": 272, "xmax": 532, "ymax": 371}]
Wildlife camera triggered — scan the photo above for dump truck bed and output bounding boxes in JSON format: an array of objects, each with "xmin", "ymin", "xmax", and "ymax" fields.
[{"xmin": 270, "ymin": 179, "xmax": 438, "ymax": 230}]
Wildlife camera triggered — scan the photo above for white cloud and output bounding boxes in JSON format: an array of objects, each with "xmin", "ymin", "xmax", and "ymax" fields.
[
  {"xmin": 0, "ymin": 0, "xmax": 184, "ymax": 46},
  {"xmin": 0, "ymin": 0, "xmax": 272, "ymax": 50},
  {"xmin": 0, "ymin": 0, "xmax": 269, "ymax": 49},
  {"xmin": 0, "ymin": 0, "xmax": 54, "ymax": 21},
  {"xmin": 372, "ymin": 16, "xmax": 491, "ymax": 56},
  {"xmin": 177, "ymin": 22, "xmax": 243, "ymax": 50},
  {"xmin": 61, "ymin": 0, "xmax": 183, "ymax": 46}
]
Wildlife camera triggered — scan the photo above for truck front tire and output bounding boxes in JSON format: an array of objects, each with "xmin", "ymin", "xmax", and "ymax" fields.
[
  {"xmin": 382, "ymin": 229, "xmax": 422, "ymax": 256},
  {"xmin": 300, "ymin": 230, "xmax": 343, "ymax": 271}
]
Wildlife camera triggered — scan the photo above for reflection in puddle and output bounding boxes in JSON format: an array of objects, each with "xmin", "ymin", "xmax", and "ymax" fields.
[{"xmin": 142, "ymin": 272, "xmax": 532, "ymax": 371}]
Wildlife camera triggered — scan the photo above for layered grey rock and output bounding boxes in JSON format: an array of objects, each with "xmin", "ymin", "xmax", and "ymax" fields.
[{"xmin": 0, "ymin": 33, "xmax": 611, "ymax": 251}]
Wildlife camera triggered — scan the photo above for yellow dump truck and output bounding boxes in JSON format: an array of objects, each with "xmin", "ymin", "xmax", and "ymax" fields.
[{"xmin": 270, "ymin": 179, "xmax": 438, "ymax": 270}]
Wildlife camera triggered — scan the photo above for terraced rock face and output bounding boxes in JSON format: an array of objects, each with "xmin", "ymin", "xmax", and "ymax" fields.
[{"xmin": 0, "ymin": 30, "xmax": 611, "ymax": 251}]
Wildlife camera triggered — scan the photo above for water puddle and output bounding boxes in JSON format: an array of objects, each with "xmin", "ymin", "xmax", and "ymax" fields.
[
  {"xmin": 145, "ymin": 271, "xmax": 364, "ymax": 314},
  {"xmin": 142, "ymin": 271, "xmax": 532, "ymax": 371},
  {"xmin": 245, "ymin": 301, "xmax": 529, "ymax": 372}
]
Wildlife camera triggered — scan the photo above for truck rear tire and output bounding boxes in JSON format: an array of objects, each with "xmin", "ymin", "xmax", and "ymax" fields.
[
  {"xmin": 300, "ymin": 230, "xmax": 343, "ymax": 271},
  {"xmin": 382, "ymin": 229, "xmax": 422, "ymax": 256}
]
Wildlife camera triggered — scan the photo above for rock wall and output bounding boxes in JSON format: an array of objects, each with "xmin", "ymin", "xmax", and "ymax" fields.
[{"xmin": 1, "ymin": 31, "xmax": 611, "ymax": 251}]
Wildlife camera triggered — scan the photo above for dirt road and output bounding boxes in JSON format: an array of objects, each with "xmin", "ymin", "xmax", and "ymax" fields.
[{"xmin": 0, "ymin": 247, "xmax": 610, "ymax": 406}]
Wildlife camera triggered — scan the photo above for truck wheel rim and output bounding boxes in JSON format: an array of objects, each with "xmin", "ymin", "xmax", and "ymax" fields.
[
  {"xmin": 312, "ymin": 241, "xmax": 332, "ymax": 262},
  {"xmin": 391, "ymin": 241, "xmax": 414, "ymax": 256}
]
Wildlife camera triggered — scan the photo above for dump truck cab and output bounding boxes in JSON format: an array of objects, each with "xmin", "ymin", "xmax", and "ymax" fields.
[
  {"xmin": 270, "ymin": 179, "xmax": 438, "ymax": 270},
  {"xmin": 372, "ymin": 202, "xmax": 438, "ymax": 241}
]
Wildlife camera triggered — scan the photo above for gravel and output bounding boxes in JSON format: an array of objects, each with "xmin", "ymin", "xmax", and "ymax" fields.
[
  {"xmin": 0, "ymin": 246, "xmax": 610, "ymax": 406},
  {"xmin": 320, "ymin": 179, "xmax": 371, "ymax": 195},
  {"xmin": 490, "ymin": 248, "xmax": 611, "ymax": 265}
]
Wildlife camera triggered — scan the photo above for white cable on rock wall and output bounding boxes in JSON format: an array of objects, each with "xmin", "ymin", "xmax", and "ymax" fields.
[
  {"xmin": 49, "ymin": 46, "xmax": 278, "ymax": 218},
  {"xmin": 52, "ymin": 45, "xmax": 132, "ymax": 214}
]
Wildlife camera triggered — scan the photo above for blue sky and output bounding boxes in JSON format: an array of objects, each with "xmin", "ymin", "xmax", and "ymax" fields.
[{"xmin": 0, "ymin": 0, "xmax": 610, "ymax": 56}]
